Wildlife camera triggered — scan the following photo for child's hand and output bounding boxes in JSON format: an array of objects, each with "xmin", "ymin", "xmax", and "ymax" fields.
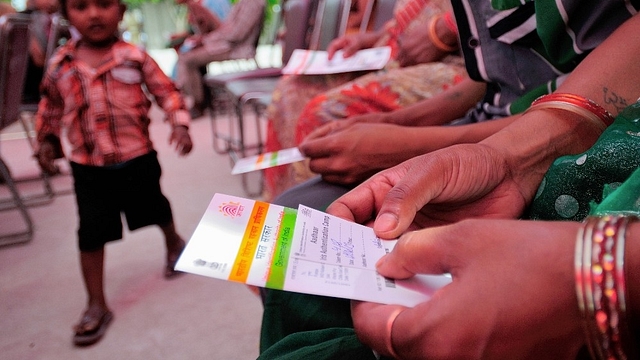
[
  {"xmin": 169, "ymin": 125, "xmax": 193, "ymax": 156},
  {"xmin": 35, "ymin": 142, "xmax": 60, "ymax": 175}
]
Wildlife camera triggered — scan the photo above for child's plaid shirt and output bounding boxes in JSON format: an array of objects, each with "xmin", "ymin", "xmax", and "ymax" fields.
[{"xmin": 36, "ymin": 39, "xmax": 190, "ymax": 166}]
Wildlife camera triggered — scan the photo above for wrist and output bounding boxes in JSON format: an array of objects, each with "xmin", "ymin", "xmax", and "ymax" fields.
[
  {"xmin": 482, "ymin": 109, "xmax": 604, "ymax": 202},
  {"xmin": 576, "ymin": 216, "xmax": 640, "ymax": 359},
  {"xmin": 429, "ymin": 14, "xmax": 458, "ymax": 53}
]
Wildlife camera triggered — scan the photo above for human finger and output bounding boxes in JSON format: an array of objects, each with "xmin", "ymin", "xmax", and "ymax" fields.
[
  {"xmin": 373, "ymin": 144, "xmax": 509, "ymax": 238},
  {"xmin": 301, "ymin": 121, "xmax": 340, "ymax": 142},
  {"xmin": 351, "ymin": 301, "xmax": 407, "ymax": 358},
  {"xmin": 326, "ymin": 167, "xmax": 401, "ymax": 224},
  {"xmin": 327, "ymin": 37, "xmax": 348, "ymax": 59}
]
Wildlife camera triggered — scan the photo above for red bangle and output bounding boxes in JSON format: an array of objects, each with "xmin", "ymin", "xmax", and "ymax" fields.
[
  {"xmin": 442, "ymin": 11, "xmax": 458, "ymax": 36},
  {"xmin": 527, "ymin": 93, "xmax": 615, "ymax": 129}
]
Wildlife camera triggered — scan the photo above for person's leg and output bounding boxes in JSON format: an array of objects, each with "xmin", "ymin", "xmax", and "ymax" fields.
[
  {"xmin": 119, "ymin": 152, "xmax": 186, "ymax": 278},
  {"xmin": 159, "ymin": 221, "xmax": 186, "ymax": 278},
  {"xmin": 71, "ymin": 162, "xmax": 120, "ymax": 346},
  {"xmin": 76, "ymin": 248, "xmax": 111, "ymax": 324},
  {"xmin": 175, "ymin": 45, "xmax": 231, "ymax": 110},
  {"xmin": 73, "ymin": 247, "xmax": 114, "ymax": 346}
]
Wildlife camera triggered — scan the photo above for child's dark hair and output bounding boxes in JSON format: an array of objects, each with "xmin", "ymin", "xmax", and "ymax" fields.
[{"xmin": 58, "ymin": 0, "xmax": 124, "ymax": 20}]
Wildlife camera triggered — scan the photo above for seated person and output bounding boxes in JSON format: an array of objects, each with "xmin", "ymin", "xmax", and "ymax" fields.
[
  {"xmin": 257, "ymin": 1, "xmax": 640, "ymax": 358},
  {"xmin": 168, "ymin": 0, "xmax": 231, "ymax": 52},
  {"xmin": 264, "ymin": 0, "xmax": 464, "ymax": 201},
  {"xmin": 174, "ymin": 0, "xmax": 265, "ymax": 117}
]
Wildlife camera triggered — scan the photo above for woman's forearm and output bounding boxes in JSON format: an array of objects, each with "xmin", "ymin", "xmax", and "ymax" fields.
[
  {"xmin": 481, "ymin": 13, "xmax": 640, "ymax": 201},
  {"xmin": 382, "ymin": 78, "xmax": 486, "ymax": 127},
  {"xmin": 558, "ymin": 13, "xmax": 640, "ymax": 116},
  {"xmin": 400, "ymin": 116, "xmax": 518, "ymax": 156}
]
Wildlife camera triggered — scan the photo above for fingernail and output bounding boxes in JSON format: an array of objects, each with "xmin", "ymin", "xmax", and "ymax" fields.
[{"xmin": 375, "ymin": 213, "xmax": 398, "ymax": 233}]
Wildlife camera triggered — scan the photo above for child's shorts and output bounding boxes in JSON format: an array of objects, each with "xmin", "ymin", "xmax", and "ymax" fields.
[{"xmin": 71, "ymin": 151, "xmax": 174, "ymax": 252}]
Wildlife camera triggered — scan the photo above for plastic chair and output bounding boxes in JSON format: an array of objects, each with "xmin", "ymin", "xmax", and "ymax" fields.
[{"xmin": 0, "ymin": 13, "xmax": 35, "ymax": 246}]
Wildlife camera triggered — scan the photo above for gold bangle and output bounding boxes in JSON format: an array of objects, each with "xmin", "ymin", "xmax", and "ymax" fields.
[{"xmin": 428, "ymin": 15, "xmax": 458, "ymax": 53}]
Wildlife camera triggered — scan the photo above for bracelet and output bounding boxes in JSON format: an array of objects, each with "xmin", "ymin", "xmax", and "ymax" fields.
[
  {"xmin": 526, "ymin": 93, "xmax": 615, "ymax": 131},
  {"xmin": 575, "ymin": 215, "xmax": 638, "ymax": 359},
  {"xmin": 428, "ymin": 15, "xmax": 458, "ymax": 53}
]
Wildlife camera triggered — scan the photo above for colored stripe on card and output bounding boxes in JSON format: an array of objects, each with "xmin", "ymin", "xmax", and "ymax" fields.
[
  {"xmin": 266, "ymin": 207, "xmax": 297, "ymax": 289},
  {"xmin": 229, "ymin": 201, "xmax": 270, "ymax": 282},
  {"xmin": 269, "ymin": 151, "xmax": 279, "ymax": 167}
]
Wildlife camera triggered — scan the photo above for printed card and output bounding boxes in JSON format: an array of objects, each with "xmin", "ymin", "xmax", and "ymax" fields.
[
  {"xmin": 231, "ymin": 148, "xmax": 305, "ymax": 175},
  {"xmin": 282, "ymin": 47, "xmax": 392, "ymax": 75},
  {"xmin": 175, "ymin": 193, "xmax": 451, "ymax": 307}
]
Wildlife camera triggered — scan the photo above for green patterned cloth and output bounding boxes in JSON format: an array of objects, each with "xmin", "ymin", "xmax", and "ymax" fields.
[{"xmin": 526, "ymin": 101, "xmax": 640, "ymax": 221}]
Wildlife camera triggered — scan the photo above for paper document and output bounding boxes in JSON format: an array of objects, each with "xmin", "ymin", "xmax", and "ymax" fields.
[
  {"xmin": 231, "ymin": 147, "xmax": 306, "ymax": 174},
  {"xmin": 282, "ymin": 47, "xmax": 392, "ymax": 75},
  {"xmin": 175, "ymin": 193, "xmax": 451, "ymax": 307}
]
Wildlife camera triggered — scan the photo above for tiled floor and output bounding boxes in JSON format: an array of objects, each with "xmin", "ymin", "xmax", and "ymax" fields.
[{"xmin": 0, "ymin": 103, "xmax": 266, "ymax": 358}]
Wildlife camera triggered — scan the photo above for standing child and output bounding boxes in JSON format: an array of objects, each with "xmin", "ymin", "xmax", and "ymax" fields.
[{"xmin": 34, "ymin": 0, "xmax": 194, "ymax": 347}]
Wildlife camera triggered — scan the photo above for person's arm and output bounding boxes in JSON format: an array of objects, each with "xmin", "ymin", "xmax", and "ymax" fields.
[
  {"xmin": 395, "ymin": 12, "xmax": 459, "ymax": 67},
  {"xmin": 187, "ymin": 1, "xmax": 222, "ymax": 34},
  {"xmin": 300, "ymin": 115, "xmax": 517, "ymax": 185},
  {"xmin": 353, "ymin": 78, "xmax": 485, "ymax": 126},
  {"xmin": 326, "ymin": 29, "xmax": 385, "ymax": 59},
  {"xmin": 476, "ymin": 16, "xmax": 640, "ymax": 208},
  {"xmin": 34, "ymin": 70, "xmax": 65, "ymax": 174},
  {"xmin": 141, "ymin": 53, "xmax": 193, "ymax": 155},
  {"xmin": 217, "ymin": 0, "xmax": 264, "ymax": 43}
]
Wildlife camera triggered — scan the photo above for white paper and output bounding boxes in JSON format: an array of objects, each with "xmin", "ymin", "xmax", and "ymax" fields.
[
  {"xmin": 176, "ymin": 193, "xmax": 451, "ymax": 307},
  {"xmin": 282, "ymin": 47, "xmax": 392, "ymax": 75}
]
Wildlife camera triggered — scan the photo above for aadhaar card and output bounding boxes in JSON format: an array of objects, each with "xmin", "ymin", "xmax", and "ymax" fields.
[
  {"xmin": 231, "ymin": 147, "xmax": 305, "ymax": 174},
  {"xmin": 175, "ymin": 194, "xmax": 451, "ymax": 307}
]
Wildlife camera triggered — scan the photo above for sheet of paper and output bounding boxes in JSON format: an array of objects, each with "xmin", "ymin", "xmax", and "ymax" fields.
[
  {"xmin": 175, "ymin": 193, "xmax": 451, "ymax": 307},
  {"xmin": 282, "ymin": 46, "xmax": 392, "ymax": 75},
  {"xmin": 231, "ymin": 147, "xmax": 305, "ymax": 175}
]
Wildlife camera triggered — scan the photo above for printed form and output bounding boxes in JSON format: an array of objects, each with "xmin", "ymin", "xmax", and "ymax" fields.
[{"xmin": 175, "ymin": 193, "xmax": 450, "ymax": 307}]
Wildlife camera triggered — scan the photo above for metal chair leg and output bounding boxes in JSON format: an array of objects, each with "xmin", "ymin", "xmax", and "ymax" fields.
[{"xmin": 0, "ymin": 156, "xmax": 34, "ymax": 246}]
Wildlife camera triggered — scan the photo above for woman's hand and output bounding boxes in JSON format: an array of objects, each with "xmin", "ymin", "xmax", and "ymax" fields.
[
  {"xmin": 326, "ymin": 31, "xmax": 382, "ymax": 59},
  {"xmin": 396, "ymin": 20, "xmax": 448, "ymax": 67},
  {"xmin": 327, "ymin": 143, "xmax": 528, "ymax": 238},
  {"xmin": 300, "ymin": 121, "xmax": 424, "ymax": 185},
  {"xmin": 351, "ymin": 219, "xmax": 585, "ymax": 359}
]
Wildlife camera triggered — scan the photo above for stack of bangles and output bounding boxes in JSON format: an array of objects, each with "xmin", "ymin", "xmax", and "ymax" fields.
[
  {"xmin": 428, "ymin": 13, "xmax": 458, "ymax": 53},
  {"xmin": 525, "ymin": 93, "xmax": 615, "ymax": 131},
  {"xmin": 575, "ymin": 215, "xmax": 639, "ymax": 359}
]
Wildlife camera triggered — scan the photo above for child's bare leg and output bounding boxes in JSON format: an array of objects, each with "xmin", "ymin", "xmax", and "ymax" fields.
[
  {"xmin": 160, "ymin": 222, "xmax": 186, "ymax": 278},
  {"xmin": 73, "ymin": 248, "xmax": 113, "ymax": 346}
]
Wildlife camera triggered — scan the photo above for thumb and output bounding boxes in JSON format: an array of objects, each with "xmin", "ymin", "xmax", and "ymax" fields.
[
  {"xmin": 376, "ymin": 225, "xmax": 456, "ymax": 279},
  {"xmin": 372, "ymin": 155, "xmax": 446, "ymax": 238}
]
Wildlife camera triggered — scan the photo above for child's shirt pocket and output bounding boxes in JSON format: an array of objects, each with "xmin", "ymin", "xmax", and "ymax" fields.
[{"xmin": 108, "ymin": 65, "xmax": 146, "ymax": 108}]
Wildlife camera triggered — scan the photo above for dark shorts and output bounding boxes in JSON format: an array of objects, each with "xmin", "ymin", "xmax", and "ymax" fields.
[{"xmin": 71, "ymin": 151, "xmax": 173, "ymax": 252}]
